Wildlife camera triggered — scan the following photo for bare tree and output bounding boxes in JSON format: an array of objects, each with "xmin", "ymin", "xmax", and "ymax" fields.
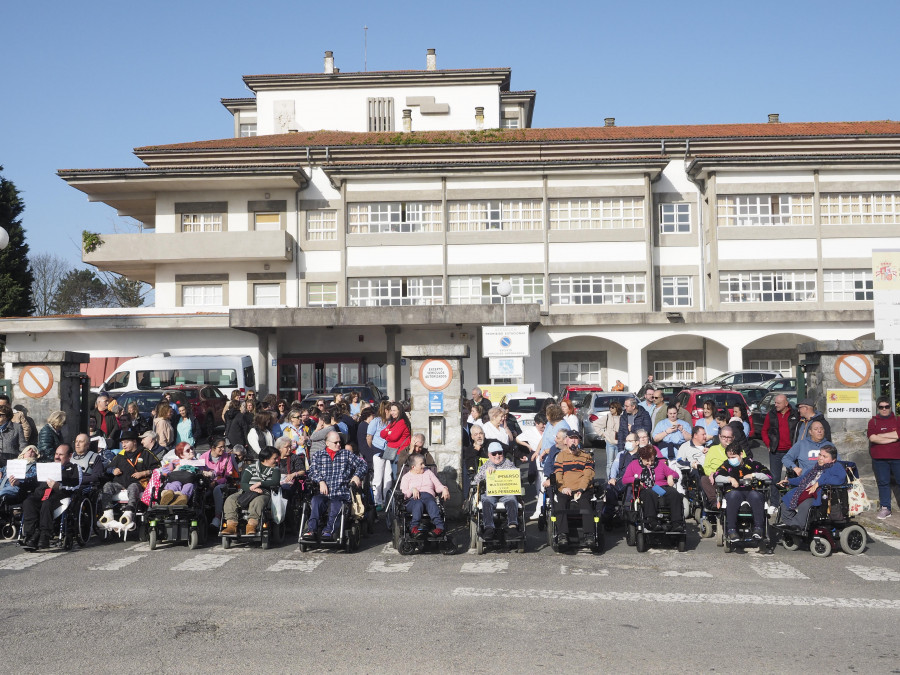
[{"xmin": 30, "ymin": 252, "xmax": 72, "ymax": 316}]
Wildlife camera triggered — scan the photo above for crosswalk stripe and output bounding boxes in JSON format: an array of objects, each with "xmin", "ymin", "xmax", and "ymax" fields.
[
  {"xmin": 749, "ymin": 561, "xmax": 808, "ymax": 580},
  {"xmin": 89, "ymin": 555, "xmax": 146, "ymax": 571},
  {"xmin": 367, "ymin": 560, "xmax": 413, "ymax": 573},
  {"xmin": 460, "ymin": 561, "xmax": 508, "ymax": 574},
  {"xmin": 661, "ymin": 570, "xmax": 713, "ymax": 578},
  {"xmin": 846, "ymin": 565, "xmax": 900, "ymax": 582},
  {"xmin": 170, "ymin": 553, "xmax": 237, "ymax": 572},
  {"xmin": 0, "ymin": 552, "xmax": 66, "ymax": 570},
  {"xmin": 268, "ymin": 558, "xmax": 324, "ymax": 572},
  {"xmin": 560, "ymin": 565, "xmax": 608, "ymax": 576}
]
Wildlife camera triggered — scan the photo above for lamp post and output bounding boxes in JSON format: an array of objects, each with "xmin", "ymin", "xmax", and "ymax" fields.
[
  {"xmin": 496, "ymin": 280, "xmax": 512, "ymax": 326},
  {"xmin": 0, "ymin": 226, "xmax": 9, "ymax": 251}
]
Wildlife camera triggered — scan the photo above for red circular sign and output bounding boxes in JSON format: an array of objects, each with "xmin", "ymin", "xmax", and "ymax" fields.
[
  {"xmin": 419, "ymin": 359, "xmax": 453, "ymax": 391},
  {"xmin": 19, "ymin": 365, "xmax": 54, "ymax": 399}
]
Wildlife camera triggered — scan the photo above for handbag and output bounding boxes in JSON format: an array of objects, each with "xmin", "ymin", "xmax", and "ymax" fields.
[
  {"xmin": 351, "ymin": 491, "xmax": 366, "ymax": 518},
  {"xmin": 236, "ymin": 490, "xmax": 257, "ymax": 509},
  {"xmin": 270, "ymin": 488, "xmax": 287, "ymax": 524},
  {"xmin": 381, "ymin": 445, "xmax": 398, "ymax": 462},
  {"xmin": 847, "ymin": 476, "xmax": 872, "ymax": 515}
]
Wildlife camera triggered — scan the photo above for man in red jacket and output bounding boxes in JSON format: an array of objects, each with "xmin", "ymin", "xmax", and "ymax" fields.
[{"xmin": 761, "ymin": 394, "xmax": 799, "ymax": 503}]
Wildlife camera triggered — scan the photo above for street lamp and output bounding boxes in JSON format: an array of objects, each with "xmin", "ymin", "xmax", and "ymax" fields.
[
  {"xmin": 0, "ymin": 226, "xmax": 9, "ymax": 251},
  {"xmin": 496, "ymin": 280, "xmax": 512, "ymax": 326}
]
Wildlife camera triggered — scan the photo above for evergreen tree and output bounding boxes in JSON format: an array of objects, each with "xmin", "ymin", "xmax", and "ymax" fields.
[
  {"xmin": 51, "ymin": 269, "xmax": 109, "ymax": 315},
  {"xmin": 0, "ymin": 166, "xmax": 34, "ymax": 317}
]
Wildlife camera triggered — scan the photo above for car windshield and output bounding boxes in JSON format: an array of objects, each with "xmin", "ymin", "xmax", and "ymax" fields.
[
  {"xmin": 507, "ymin": 398, "xmax": 550, "ymax": 413},
  {"xmin": 118, "ymin": 392, "xmax": 164, "ymax": 415},
  {"xmin": 592, "ymin": 395, "xmax": 630, "ymax": 410}
]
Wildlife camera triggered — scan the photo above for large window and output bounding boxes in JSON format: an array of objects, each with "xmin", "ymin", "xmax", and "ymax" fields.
[
  {"xmin": 661, "ymin": 276, "xmax": 692, "ymax": 307},
  {"xmin": 307, "ymin": 211, "xmax": 337, "ymax": 240},
  {"xmin": 449, "ymin": 275, "xmax": 544, "ymax": 305},
  {"xmin": 239, "ymin": 123, "xmax": 257, "ymax": 137},
  {"xmin": 820, "ymin": 193, "xmax": 900, "ymax": 225},
  {"xmin": 654, "ymin": 360, "xmax": 696, "ymax": 381},
  {"xmin": 660, "ymin": 203, "xmax": 691, "ymax": 234},
  {"xmin": 348, "ymin": 277, "xmax": 443, "ymax": 307},
  {"xmin": 348, "ymin": 202, "xmax": 441, "ymax": 234},
  {"xmin": 307, "ymin": 282, "xmax": 338, "ymax": 307},
  {"xmin": 367, "ymin": 97, "xmax": 394, "ymax": 132},
  {"xmin": 823, "ymin": 269, "xmax": 873, "ymax": 301},
  {"xmin": 252, "ymin": 283, "xmax": 280, "ymax": 306},
  {"xmin": 181, "ymin": 284, "xmax": 223, "ymax": 306},
  {"xmin": 550, "ymin": 274, "xmax": 646, "ymax": 305},
  {"xmin": 558, "ymin": 361, "xmax": 601, "ymax": 392},
  {"xmin": 749, "ymin": 359, "xmax": 792, "ymax": 376},
  {"xmin": 448, "ymin": 200, "xmax": 542, "ymax": 232},
  {"xmin": 182, "ymin": 213, "xmax": 223, "ymax": 233},
  {"xmin": 719, "ymin": 271, "xmax": 816, "ymax": 303},
  {"xmin": 716, "ymin": 194, "xmax": 812, "ymax": 227},
  {"xmin": 549, "ymin": 197, "xmax": 644, "ymax": 230},
  {"xmin": 254, "ymin": 213, "xmax": 280, "ymax": 231}
]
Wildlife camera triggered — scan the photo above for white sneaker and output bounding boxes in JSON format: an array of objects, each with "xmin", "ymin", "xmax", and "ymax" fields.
[
  {"xmin": 766, "ymin": 505, "xmax": 777, "ymax": 516},
  {"xmin": 529, "ymin": 511, "xmax": 541, "ymax": 521}
]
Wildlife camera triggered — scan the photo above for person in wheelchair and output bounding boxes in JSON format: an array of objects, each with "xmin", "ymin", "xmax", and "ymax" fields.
[
  {"xmin": 71, "ymin": 434, "xmax": 105, "ymax": 486},
  {"xmin": 473, "ymin": 442, "xmax": 519, "ymax": 541},
  {"xmin": 552, "ymin": 431, "xmax": 598, "ymax": 548},
  {"xmin": 158, "ymin": 443, "xmax": 203, "ymax": 506},
  {"xmin": 221, "ymin": 446, "xmax": 282, "ymax": 536},
  {"xmin": 100, "ymin": 429, "xmax": 160, "ymax": 531},
  {"xmin": 21, "ymin": 444, "xmax": 82, "ymax": 551},
  {"xmin": 0, "ymin": 445, "xmax": 39, "ymax": 506},
  {"xmin": 400, "ymin": 454, "xmax": 449, "ymax": 537},
  {"xmin": 302, "ymin": 431, "xmax": 366, "ymax": 541},
  {"xmin": 623, "ymin": 444, "xmax": 684, "ymax": 531},
  {"xmin": 713, "ymin": 442, "xmax": 772, "ymax": 543},
  {"xmin": 776, "ymin": 444, "xmax": 845, "ymax": 532},
  {"xmin": 274, "ymin": 436, "xmax": 307, "ymax": 503}
]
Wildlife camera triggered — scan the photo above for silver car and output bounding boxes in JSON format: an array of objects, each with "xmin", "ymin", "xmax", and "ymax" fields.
[{"xmin": 578, "ymin": 392, "xmax": 638, "ymax": 447}]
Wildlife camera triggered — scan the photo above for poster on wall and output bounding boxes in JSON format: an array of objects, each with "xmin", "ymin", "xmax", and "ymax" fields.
[{"xmin": 873, "ymin": 249, "xmax": 900, "ymax": 354}]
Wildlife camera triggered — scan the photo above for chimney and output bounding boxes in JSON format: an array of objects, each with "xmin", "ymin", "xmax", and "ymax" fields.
[
  {"xmin": 604, "ymin": 117, "xmax": 616, "ymax": 127},
  {"xmin": 324, "ymin": 51, "xmax": 334, "ymax": 74},
  {"xmin": 402, "ymin": 109, "xmax": 412, "ymax": 133},
  {"xmin": 768, "ymin": 113, "xmax": 780, "ymax": 123},
  {"xmin": 426, "ymin": 48, "xmax": 437, "ymax": 71},
  {"xmin": 475, "ymin": 106, "xmax": 484, "ymax": 130}
]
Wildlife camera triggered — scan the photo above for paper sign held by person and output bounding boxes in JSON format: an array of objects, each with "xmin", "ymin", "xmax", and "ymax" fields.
[
  {"xmin": 36, "ymin": 462, "xmax": 62, "ymax": 482},
  {"xmin": 486, "ymin": 469, "xmax": 523, "ymax": 496}
]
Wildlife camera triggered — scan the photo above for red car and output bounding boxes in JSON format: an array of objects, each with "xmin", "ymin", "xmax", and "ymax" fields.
[
  {"xmin": 673, "ymin": 387, "xmax": 754, "ymax": 437},
  {"xmin": 164, "ymin": 385, "xmax": 227, "ymax": 437},
  {"xmin": 558, "ymin": 385, "xmax": 604, "ymax": 410}
]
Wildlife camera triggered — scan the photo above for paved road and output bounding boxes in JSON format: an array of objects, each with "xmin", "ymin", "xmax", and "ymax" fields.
[{"xmin": 2, "ymin": 512, "xmax": 899, "ymax": 674}]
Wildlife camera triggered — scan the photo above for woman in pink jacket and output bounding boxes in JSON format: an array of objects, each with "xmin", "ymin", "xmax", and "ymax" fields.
[
  {"xmin": 399, "ymin": 454, "xmax": 449, "ymax": 537},
  {"xmin": 623, "ymin": 444, "xmax": 684, "ymax": 531},
  {"xmin": 200, "ymin": 435, "xmax": 237, "ymax": 529}
]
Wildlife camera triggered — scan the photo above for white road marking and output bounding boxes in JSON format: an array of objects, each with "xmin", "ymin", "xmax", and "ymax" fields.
[
  {"xmin": 381, "ymin": 543, "xmax": 397, "ymax": 554},
  {"xmin": 367, "ymin": 560, "xmax": 413, "ymax": 574},
  {"xmin": 460, "ymin": 561, "xmax": 508, "ymax": 574},
  {"xmin": 267, "ymin": 558, "xmax": 325, "ymax": 572},
  {"xmin": 170, "ymin": 554, "xmax": 235, "ymax": 572},
  {"xmin": 846, "ymin": 565, "xmax": 900, "ymax": 582},
  {"xmin": 867, "ymin": 531, "xmax": 900, "ymax": 551},
  {"xmin": 560, "ymin": 565, "xmax": 608, "ymax": 576},
  {"xmin": 661, "ymin": 570, "xmax": 713, "ymax": 578},
  {"xmin": 89, "ymin": 555, "xmax": 146, "ymax": 571},
  {"xmin": 0, "ymin": 552, "xmax": 66, "ymax": 570},
  {"xmin": 749, "ymin": 561, "xmax": 809, "ymax": 580},
  {"xmin": 126, "ymin": 543, "xmax": 152, "ymax": 552},
  {"xmin": 451, "ymin": 587, "xmax": 900, "ymax": 609}
]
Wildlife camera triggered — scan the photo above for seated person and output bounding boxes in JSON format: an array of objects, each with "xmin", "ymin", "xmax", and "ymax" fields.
[
  {"xmin": 200, "ymin": 436, "xmax": 238, "ymax": 529},
  {"xmin": 100, "ymin": 429, "xmax": 160, "ymax": 531},
  {"xmin": 553, "ymin": 431, "xmax": 597, "ymax": 548},
  {"xmin": 652, "ymin": 405, "xmax": 692, "ymax": 461},
  {"xmin": 461, "ymin": 424, "xmax": 487, "ymax": 499},
  {"xmin": 623, "ymin": 444, "xmax": 684, "ymax": 531},
  {"xmin": 302, "ymin": 431, "xmax": 367, "ymax": 540},
  {"xmin": 777, "ymin": 444, "xmax": 845, "ymax": 531},
  {"xmin": 540, "ymin": 429, "xmax": 571, "ymax": 492},
  {"xmin": 159, "ymin": 442, "xmax": 201, "ymax": 506},
  {"xmin": 71, "ymin": 434, "xmax": 105, "ymax": 486},
  {"xmin": 221, "ymin": 446, "xmax": 282, "ymax": 536},
  {"xmin": 674, "ymin": 426, "xmax": 709, "ymax": 493},
  {"xmin": 473, "ymin": 442, "xmax": 519, "ymax": 541},
  {"xmin": 0, "ymin": 445, "xmax": 39, "ymax": 505},
  {"xmin": 21, "ymin": 444, "xmax": 82, "ymax": 551},
  {"xmin": 603, "ymin": 432, "xmax": 638, "ymax": 517},
  {"xmin": 712, "ymin": 442, "xmax": 772, "ymax": 542},
  {"xmin": 782, "ymin": 420, "xmax": 829, "ymax": 478},
  {"xmin": 274, "ymin": 436, "xmax": 307, "ymax": 502},
  {"xmin": 399, "ymin": 454, "xmax": 450, "ymax": 537},
  {"xmin": 701, "ymin": 426, "xmax": 739, "ymax": 504},
  {"xmin": 397, "ymin": 433, "xmax": 438, "ymax": 472}
]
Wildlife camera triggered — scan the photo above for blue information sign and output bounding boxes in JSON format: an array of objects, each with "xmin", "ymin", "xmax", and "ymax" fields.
[{"xmin": 429, "ymin": 391, "xmax": 444, "ymax": 413}]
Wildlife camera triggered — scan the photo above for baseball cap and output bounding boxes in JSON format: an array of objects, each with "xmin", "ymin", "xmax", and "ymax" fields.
[
  {"xmin": 487, "ymin": 442, "xmax": 505, "ymax": 455},
  {"xmin": 798, "ymin": 398, "xmax": 815, "ymax": 408},
  {"xmin": 139, "ymin": 430, "xmax": 155, "ymax": 439},
  {"xmin": 566, "ymin": 430, "xmax": 582, "ymax": 440}
]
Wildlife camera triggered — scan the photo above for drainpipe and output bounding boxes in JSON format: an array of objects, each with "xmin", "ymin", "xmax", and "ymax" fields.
[{"xmin": 684, "ymin": 140, "xmax": 707, "ymax": 311}]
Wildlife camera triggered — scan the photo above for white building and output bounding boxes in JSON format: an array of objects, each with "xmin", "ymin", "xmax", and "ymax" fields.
[{"xmin": 2, "ymin": 50, "xmax": 894, "ymax": 400}]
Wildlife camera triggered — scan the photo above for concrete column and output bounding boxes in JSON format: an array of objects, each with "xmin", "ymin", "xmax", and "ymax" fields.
[
  {"xmin": 385, "ymin": 325, "xmax": 400, "ymax": 401},
  {"xmin": 726, "ymin": 344, "xmax": 744, "ymax": 372},
  {"xmin": 257, "ymin": 331, "xmax": 269, "ymax": 396},
  {"xmin": 626, "ymin": 346, "xmax": 644, "ymax": 391}
]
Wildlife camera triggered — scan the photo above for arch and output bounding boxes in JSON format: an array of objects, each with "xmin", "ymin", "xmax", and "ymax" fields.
[
  {"xmin": 539, "ymin": 335, "xmax": 628, "ymax": 394},
  {"xmin": 641, "ymin": 333, "xmax": 730, "ymax": 384},
  {"xmin": 741, "ymin": 332, "xmax": 817, "ymax": 376},
  {"xmin": 855, "ymin": 331, "xmax": 875, "ymax": 341}
]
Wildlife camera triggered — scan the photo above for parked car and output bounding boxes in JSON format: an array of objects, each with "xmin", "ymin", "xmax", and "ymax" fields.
[
  {"xmin": 673, "ymin": 387, "xmax": 755, "ymax": 437},
  {"xmin": 298, "ymin": 393, "xmax": 335, "ymax": 411},
  {"xmin": 558, "ymin": 385, "xmax": 603, "ymax": 410},
  {"xmin": 732, "ymin": 384, "xmax": 770, "ymax": 411},
  {"xmin": 761, "ymin": 377, "xmax": 796, "ymax": 392},
  {"xmin": 750, "ymin": 390, "xmax": 798, "ymax": 439},
  {"xmin": 578, "ymin": 392, "xmax": 638, "ymax": 447},
  {"xmin": 330, "ymin": 382, "xmax": 388, "ymax": 406},
  {"xmin": 95, "ymin": 353, "xmax": 255, "ymax": 399},
  {"xmin": 163, "ymin": 385, "xmax": 228, "ymax": 437},
  {"xmin": 110, "ymin": 390, "xmax": 169, "ymax": 417},
  {"xmin": 704, "ymin": 370, "xmax": 781, "ymax": 387},
  {"xmin": 636, "ymin": 381, "xmax": 688, "ymax": 402},
  {"xmin": 501, "ymin": 392, "xmax": 553, "ymax": 428}
]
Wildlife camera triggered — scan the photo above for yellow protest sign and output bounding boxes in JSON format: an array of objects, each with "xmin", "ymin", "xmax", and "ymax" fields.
[{"xmin": 485, "ymin": 469, "xmax": 523, "ymax": 496}]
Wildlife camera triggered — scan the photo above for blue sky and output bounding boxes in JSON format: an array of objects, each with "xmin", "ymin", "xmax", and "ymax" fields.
[{"xmin": 2, "ymin": 0, "xmax": 898, "ymax": 265}]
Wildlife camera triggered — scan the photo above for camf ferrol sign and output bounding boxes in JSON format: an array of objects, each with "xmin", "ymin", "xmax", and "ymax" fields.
[{"xmin": 873, "ymin": 249, "xmax": 900, "ymax": 354}]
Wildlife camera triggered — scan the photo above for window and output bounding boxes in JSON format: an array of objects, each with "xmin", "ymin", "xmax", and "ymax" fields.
[
  {"xmin": 254, "ymin": 213, "xmax": 280, "ymax": 231},
  {"xmin": 367, "ymin": 97, "xmax": 394, "ymax": 132},
  {"xmin": 719, "ymin": 271, "xmax": 816, "ymax": 303},
  {"xmin": 449, "ymin": 275, "xmax": 544, "ymax": 305},
  {"xmin": 306, "ymin": 211, "xmax": 337, "ymax": 240},
  {"xmin": 307, "ymin": 282, "xmax": 338, "ymax": 307},
  {"xmin": 716, "ymin": 194, "xmax": 812, "ymax": 227},
  {"xmin": 654, "ymin": 361, "xmax": 696, "ymax": 381},
  {"xmin": 550, "ymin": 274, "xmax": 646, "ymax": 305},
  {"xmin": 348, "ymin": 202, "xmax": 441, "ymax": 233},
  {"xmin": 105, "ymin": 371, "xmax": 130, "ymax": 390},
  {"xmin": 558, "ymin": 362, "xmax": 601, "ymax": 392},
  {"xmin": 448, "ymin": 200, "xmax": 542, "ymax": 232},
  {"xmin": 661, "ymin": 276, "xmax": 692, "ymax": 307},
  {"xmin": 239, "ymin": 123, "xmax": 257, "ymax": 137},
  {"xmin": 253, "ymin": 283, "xmax": 281, "ymax": 306},
  {"xmin": 549, "ymin": 197, "xmax": 644, "ymax": 230},
  {"xmin": 182, "ymin": 284, "xmax": 223, "ymax": 306},
  {"xmin": 749, "ymin": 359, "xmax": 792, "ymax": 376},
  {"xmin": 366, "ymin": 363, "xmax": 387, "ymax": 390},
  {"xmin": 820, "ymin": 193, "xmax": 900, "ymax": 225},
  {"xmin": 348, "ymin": 277, "xmax": 442, "ymax": 306},
  {"xmin": 660, "ymin": 203, "xmax": 691, "ymax": 234},
  {"xmin": 182, "ymin": 213, "xmax": 223, "ymax": 233},
  {"xmin": 500, "ymin": 116, "xmax": 520, "ymax": 129},
  {"xmin": 823, "ymin": 269, "xmax": 873, "ymax": 301}
]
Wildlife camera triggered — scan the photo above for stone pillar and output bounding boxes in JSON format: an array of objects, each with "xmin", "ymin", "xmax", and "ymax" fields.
[
  {"xmin": 726, "ymin": 344, "xmax": 744, "ymax": 372},
  {"xmin": 2, "ymin": 351, "xmax": 90, "ymax": 444},
  {"xmin": 626, "ymin": 347, "xmax": 643, "ymax": 392},
  {"xmin": 385, "ymin": 325, "xmax": 400, "ymax": 401},
  {"xmin": 402, "ymin": 344, "xmax": 470, "ymax": 518}
]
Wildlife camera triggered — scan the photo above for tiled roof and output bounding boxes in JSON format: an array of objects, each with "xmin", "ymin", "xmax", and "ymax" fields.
[{"xmin": 135, "ymin": 121, "xmax": 900, "ymax": 152}]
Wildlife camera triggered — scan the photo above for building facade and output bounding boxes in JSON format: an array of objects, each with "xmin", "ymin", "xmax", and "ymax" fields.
[{"xmin": 2, "ymin": 50, "xmax": 894, "ymax": 400}]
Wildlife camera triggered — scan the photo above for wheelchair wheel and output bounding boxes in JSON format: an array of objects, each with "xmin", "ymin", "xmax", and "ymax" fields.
[
  {"xmin": 138, "ymin": 521, "xmax": 150, "ymax": 542},
  {"xmin": 699, "ymin": 517, "xmax": 715, "ymax": 538},
  {"xmin": 271, "ymin": 521, "xmax": 284, "ymax": 546},
  {"xmin": 221, "ymin": 535, "xmax": 231, "ymax": 550},
  {"xmin": 723, "ymin": 537, "xmax": 733, "ymax": 553},
  {"xmin": 476, "ymin": 537, "xmax": 485, "ymax": 555},
  {"xmin": 187, "ymin": 529, "xmax": 200, "ymax": 550},
  {"xmin": 346, "ymin": 523, "xmax": 361, "ymax": 552},
  {"xmin": 440, "ymin": 538, "xmax": 457, "ymax": 555},
  {"xmin": 392, "ymin": 517, "xmax": 402, "ymax": 551},
  {"xmin": 781, "ymin": 533, "xmax": 800, "ymax": 551},
  {"xmin": 77, "ymin": 498, "xmax": 93, "ymax": 546},
  {"xmin": 261, "ymin": 530, "xmax": 271, "ymax": 550},
  {"xmin": 468, "ymin": 519, "xmax": 478, "ymax": 550},
  {"xmin": 692, "ymin": 506, "xmax": 703, "ymax": 523},
  {"xmin": 677, "ymin": 534, "xmax": 687, "ymax": 553},
  {"xmin": 626, "ymin": 522, "xmax": 636, "ymax": 547},
  {"xmin": 839, "ymin": 525, "xmax": 866, "ymax": 555},
  {"xmin": 148, "ymin": 528, "xmax": 158, "ymax": 551},
  {"xmin": 1, "ymin": 523, "xmax": 16, "ymax": 541},
  {"xmin": 399, "ymin": 539, "xmax": 416, "ymax": 556},
  {"xmin": 810, "ymin": 537, "xmax": 832, "ymax": 558},
  {"xmin": 635, "ymin": 529, "xmax": 648, "ymax": 553}
]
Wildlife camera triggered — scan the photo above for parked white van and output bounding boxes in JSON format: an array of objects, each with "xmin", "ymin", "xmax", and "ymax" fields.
[{"xmin": 96, "ymin": 354, "xmax": 256, "ymax": 398}]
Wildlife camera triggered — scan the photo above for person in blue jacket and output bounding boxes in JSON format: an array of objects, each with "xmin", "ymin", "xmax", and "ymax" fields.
[{"xmin": 776, "ymin": 444, "xmax": 845, "ymax": 531}]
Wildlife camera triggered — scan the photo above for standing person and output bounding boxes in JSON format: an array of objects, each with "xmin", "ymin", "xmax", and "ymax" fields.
[
  {"xmin": 470, "ymin": 387, "xmax": 492, "ymax": 415},
  {"xmin": 616, "ymin": 398, "xmax": 651, "ymax": 450},
  {"xmin": 380, "ymin": 402, "xmax": 411, "ymax": 481},
  {"xmin": 348, "ymin": 392, "xmax": 362, "ymax": 418},
  {"xmin": 153, "ymin": 402, "xmax": 175, "ymax": 452},
  {"xmin": 761, "ymin": 393, "xmax": 799, "ymax": 503},
  {"xmin": 175, "ymin": 404, "xmax": 197, "ymax": 447},
  {"xmin": 639, "ymin": 386, "xmax": 657, "ymax": 414},
  {"xmin": 124, "ymin": 402, "xmax": 152, "ymax": 436},
  {"xmin": 0, "ymin": 404, "xmax": 26, "ymax": 467},
  {"xmin": 222, "ymin": 389, "xmax": 241, "ymax": 426},
  {"xmin": 868, "ymin": 395, "xmax": 900, "ymax": 520},
  {"xmin": 517, "ymin": 412, "xmax": 546, "ymax": 519},
  {"xmin": 90, "ymin": 396, "xmax": 120, "ymax": 449},
  {"xmin": 462, "ymin": 425, "xmax": 487, "ymax": 499},
  {"xmin": 652, "ymin": 405, "xmax": 691, "ymax": 461},
  {"xmin": 282, "ymin": 410, "xmax": 309, "ymax": 458},
  {"xmin": 560, "ymin": 399, "xmax": 579, "ymax": 433},
  {"xmin": 226, "ymin": 400, "xmax": 252, "ymax": 449},
  {"xmin": 367, "ymin": 401, "xmax": 391, "ymax": 510},
  {"xmin": 730, "ymin": 403, "xmax": 751, "ymax": 438},
  {"xmin": 37, "ymin": 411, "xmax": 66, "ymax": 461},
  {"xmin": 602, "ymin": 401, "xmax": 623, "ymax": 480},
  {"xmin": 698, "ymin": 400, "xmax": 719, "ymax": 444},
  {"xmin": 648, "ymin": 390, "xmax": 667, "ymax": 428},
  {"xmin": 480, "ymin": 406, "xmax": 511, "ymax": 454},
  {"xmin": 357, "ymin": 407, "xmax": 376, "ymax": 469},
  {"xmin": 275, "ymin": 400, "xmax": 288, "ymax": 425},
  {"xmin": 247, "ymin": 412, "xmax": 274, "ymax": 456},
  {"xmin": 0, "ymin": 394, "xmax": 34, "ymax": 444},
  {"xmin": 794, "ymin": 398, "xmax": 832, "ymax": 443}
]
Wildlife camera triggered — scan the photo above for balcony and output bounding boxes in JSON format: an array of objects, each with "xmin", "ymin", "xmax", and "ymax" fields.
[{"xmin": 83, "ymin": 230, "xmax": 294, "ymax": 282}]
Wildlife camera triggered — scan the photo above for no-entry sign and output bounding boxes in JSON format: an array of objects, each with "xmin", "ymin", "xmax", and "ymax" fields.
[
  {"xmin": 19, "ymin": 365, "xmax": 54, "ymax": 399},
  {"xmin": 834, "ymin": 354, "xmax": 872, "ymax": 388}
]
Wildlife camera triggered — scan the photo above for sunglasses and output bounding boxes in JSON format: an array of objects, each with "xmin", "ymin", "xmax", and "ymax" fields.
[
  {"xmin": 878, "ymin": 405, "xmax": 891, "ymax": 409},
  {"xmin": 489, "ymin": 451, "xmax": 504, "ymax": 456}
]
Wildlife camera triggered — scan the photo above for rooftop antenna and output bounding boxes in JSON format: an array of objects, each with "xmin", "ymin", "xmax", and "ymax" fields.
[{"xmin": 364, "ymin": 25, "xmax": 368, "ymax": 71}]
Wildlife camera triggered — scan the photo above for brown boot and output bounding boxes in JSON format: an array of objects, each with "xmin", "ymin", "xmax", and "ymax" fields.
[
  {"xmin": 245, "ymin": 519, "xmax": 259, "ymax": 535},
  {"xmin": 221, "ymin": 520, "xmax": 238, "ymax": 535},
  {"xmin": 159, "ymin": 490, "xmax": 175, "ymax": 505},
  {"xmin": 171, "ymin": 494, "xmax": 188, "ymax": 506}
]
